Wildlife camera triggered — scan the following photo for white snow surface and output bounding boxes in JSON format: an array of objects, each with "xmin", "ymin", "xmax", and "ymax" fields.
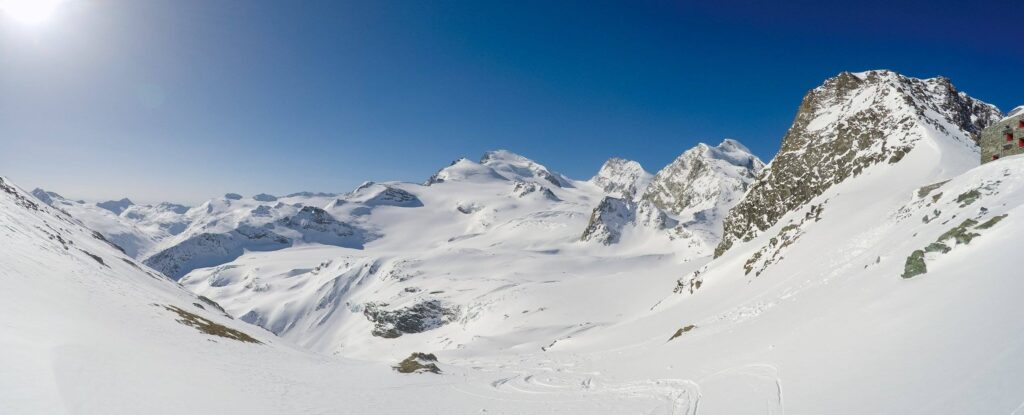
[
  {"xmin": 5, "ymin": 72, "xmax": 1024, "ymax": 414},
  {"xmin": 9, "ymin": 137, "xmax": 1024, "ymax": 414}
]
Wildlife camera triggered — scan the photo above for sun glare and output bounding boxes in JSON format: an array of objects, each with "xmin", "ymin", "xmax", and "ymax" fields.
[{"xmin": 0, "ymin": 0, "xmax": 65, "ymax": 26}]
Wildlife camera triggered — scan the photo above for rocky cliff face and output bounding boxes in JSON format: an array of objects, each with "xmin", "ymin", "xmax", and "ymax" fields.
[
  {"xmin": 580, "ymin": 197, "xmax": 675, "ymax": 245},
  {"xmin": 714, "ymin": 70, "xmax": 1002, "ymax": 257},
  {"xmin": 580, "ymin": 140, "xmax": 762, "ymax": 247}
]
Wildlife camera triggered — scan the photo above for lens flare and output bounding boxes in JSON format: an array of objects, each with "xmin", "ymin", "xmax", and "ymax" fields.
[{"xmin": 0, "ymin": 0, "xmax": 65, "ymax": 25}]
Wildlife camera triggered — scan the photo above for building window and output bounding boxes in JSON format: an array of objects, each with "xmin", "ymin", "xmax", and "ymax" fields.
[
  {"xmin": 1008, "ymin": 133, "xmax": 1015, "ymax": 142},
  {"xmin": 1019, "ymin": 120, "xmax": 1024, "ymax": 129},
  {"xmin": 1019, "ymin": 138, "xmax": 1024, "ymax": 148},
  {"xmin": 993, "ymin": 154, "xmax": 1001, "ymax": 160}
]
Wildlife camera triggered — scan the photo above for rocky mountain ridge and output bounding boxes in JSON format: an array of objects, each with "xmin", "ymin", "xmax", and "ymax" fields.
[{"xmin": 715, "ymin": 70, "xmax": 1001, "ymax": 256}]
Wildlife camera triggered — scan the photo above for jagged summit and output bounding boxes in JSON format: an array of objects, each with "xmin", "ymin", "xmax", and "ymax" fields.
[
  {"xmin": 579, "ymin": 140, "xmax": 762, "ymax": 250},
  {"xmin": 590, "ymin": 158, "xmax": 651, "ymax": 200},
  {"xmin": 714, "ymin": 69, "xmax": 1002, "ymax": 256},
  {"xmin": 642, "ymin": 139, "xmax": 764, "ymax": 225},
  {"xmin": 702, "ymin": 139, "xmax": 761, "ymax": 168}
]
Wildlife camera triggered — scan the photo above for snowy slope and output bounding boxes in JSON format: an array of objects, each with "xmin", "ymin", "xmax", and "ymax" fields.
[
  {"xmin": 717, "ymin": 70, "xmax": 1001, "ymax": 256},
  {"xmin": 180, "ymin": 143, "xmax": 1024, "ymax": 414},
  {"xmin": 1, "ymin": 176, "xmax": 280, "ymax": 413},
  {"xmin": 574, "ymin": 154, "xmax": 1024, "ymax": 414},
  {"xmin": 177, "ymin": 71, "xmax": 1024, "ymax": 414},
  {"xmin": 1, "ymin": 174, "xmax": 716, "ymax": 415},
  {"xmin": 8, "ymin": 69, "xmax": 1024, "ymax": 415}
]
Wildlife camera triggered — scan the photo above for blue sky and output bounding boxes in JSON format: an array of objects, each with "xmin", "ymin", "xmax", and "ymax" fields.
[{"xmin": 1, "ymin": 0, "xmax": 1020, "ymax": 204}]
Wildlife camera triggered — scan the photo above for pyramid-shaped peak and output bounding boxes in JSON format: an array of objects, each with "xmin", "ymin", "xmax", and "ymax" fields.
[
  {"xmin": 591, "ymin": 157, "xmax": 651, "ymax": 199},
  {"xmin": 716, "ymin": 138, "xmax": 752, "ymax": 153},
  {"xmin": 597, "ymin": 157, "xmax": 646, "ymax": 173}
]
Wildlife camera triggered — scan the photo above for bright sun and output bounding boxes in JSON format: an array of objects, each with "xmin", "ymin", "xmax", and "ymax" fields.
[{"xmin": 0, "ymin": 0, "xmax": 65, "ymax": 26}]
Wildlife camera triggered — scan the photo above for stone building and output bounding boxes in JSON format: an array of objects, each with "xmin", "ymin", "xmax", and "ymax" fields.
[{"xmin": 981, "ymin": 106, "xmax": 1024, "ymax": 163}]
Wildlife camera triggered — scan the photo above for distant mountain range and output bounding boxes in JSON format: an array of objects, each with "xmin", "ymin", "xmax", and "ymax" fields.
[{"xmin": 4, "ymin": 70, "xmax": 1023, "ymax": 414}]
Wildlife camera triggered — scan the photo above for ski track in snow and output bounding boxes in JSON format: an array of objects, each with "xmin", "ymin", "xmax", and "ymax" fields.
[{"xmin": 454, "ymin": 363, "xmax": 703, "ymax": 415}]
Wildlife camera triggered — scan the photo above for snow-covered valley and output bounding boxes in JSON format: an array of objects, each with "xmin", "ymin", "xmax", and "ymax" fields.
[{"xmin": 4, "ymin": 70, "xmax": 1024, "ymax": 414}]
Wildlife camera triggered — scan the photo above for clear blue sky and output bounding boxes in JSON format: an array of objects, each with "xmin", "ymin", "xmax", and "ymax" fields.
[{"xmin": 1, "ymin": 0, "xmax": 1020, "ymax": 204}]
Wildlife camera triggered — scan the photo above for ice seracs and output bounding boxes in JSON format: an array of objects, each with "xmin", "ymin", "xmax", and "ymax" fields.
[{"xmin": 511, "ymin": 180, "xmax": 561, "ymax": 201}]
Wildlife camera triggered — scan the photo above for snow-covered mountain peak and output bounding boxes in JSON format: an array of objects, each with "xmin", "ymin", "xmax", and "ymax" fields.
[
  {"xmin": 689, "ymin": 138, "xmax": 764, "ymax": 169},
  {"xmin": 97, "ymin": 197, "xmax": 135, "ymax": 214},
  {"xmin": 641, "ymin": 140, "xmax": 763, "ymax": 223},
  {"xmin": 479, "ymin": 149, "xmax": 572, "ymax": 187},
  {"xmin": 803, "ymin": 70, "xmax": 999, "ymax": 139},
  {"xmin": 715, "ymin": 69, "xmax": 1002, "ymax": 256},
  {"xmin": 425, "ymin": 158, "xmax": 507, "ymax": 185},
  {"xmin": 479, "ymin": 149, "xmax": 531, "ymax": 164},
  {"xmin": 590, "ymin": 157, "xmax": 651, "ymax": 199},
  {"xmin": 30, "ymin": 188, "xmax": 64, "ymax": 206}
]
